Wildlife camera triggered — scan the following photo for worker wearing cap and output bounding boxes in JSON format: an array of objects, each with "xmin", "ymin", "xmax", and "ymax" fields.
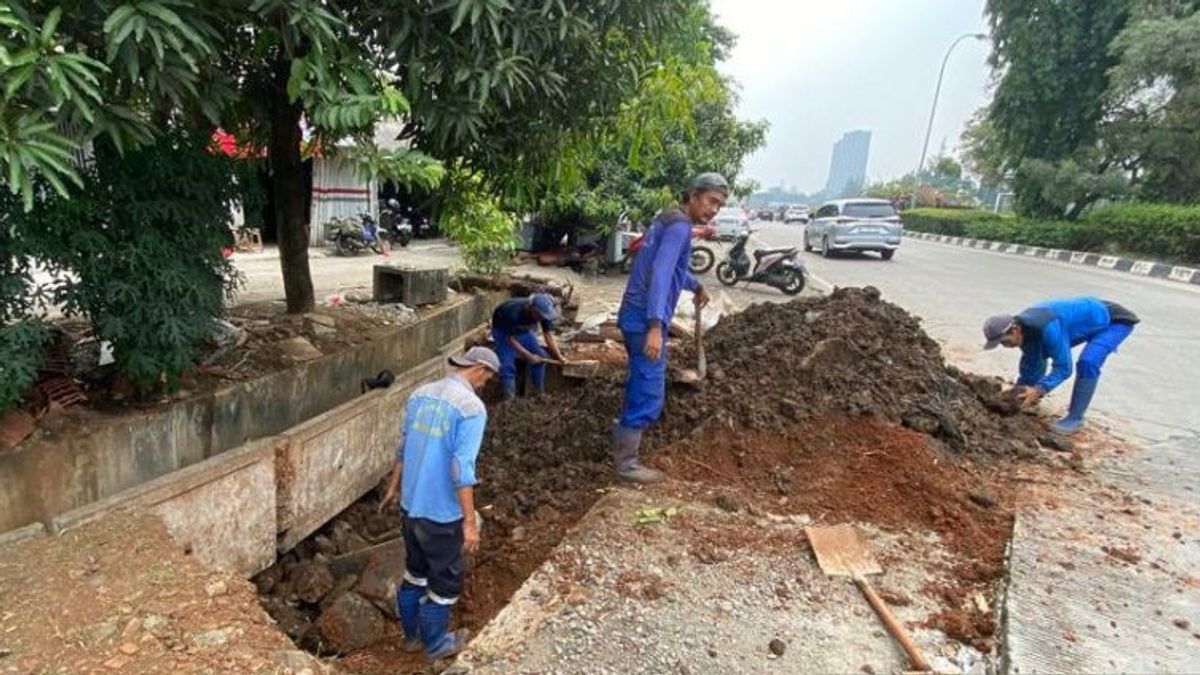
[
  {"xmin": 491, "ymin": 293, "xmax": 566, "ymax": 400},
  {"xmin": 982, "ymin": 297, "xmax": 1139, "ymax": 435},
  {"xmin": 379, "ymin": 346, "xmax": 499, "ymax": 661},
  {"xmin": 611, "ymin": 172, "xmax": 725, "ymax": 482}
]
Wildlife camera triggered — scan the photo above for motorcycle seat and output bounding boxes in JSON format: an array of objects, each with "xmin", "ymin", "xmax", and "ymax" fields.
[{"xmin": 753, "ymin": 246, "xmax": 797, "ymax": 259}]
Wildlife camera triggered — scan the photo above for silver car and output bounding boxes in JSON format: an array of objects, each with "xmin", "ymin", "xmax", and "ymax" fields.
[{"xmin": 804, "ymin": 199, "xmax": 902, "ymax": 260}]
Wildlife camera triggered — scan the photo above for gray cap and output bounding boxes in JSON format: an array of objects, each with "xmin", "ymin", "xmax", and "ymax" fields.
[
  {"xmin": 982, "ymin": 314, "xmax": 1015, "ymax": 350},
  {"xmin": 448, "ymin": 346, "xmax": 500, "ymax": 373},
  {"xmin": 687, "ymin": 172, "xmax": 730, "ymax": 196}
]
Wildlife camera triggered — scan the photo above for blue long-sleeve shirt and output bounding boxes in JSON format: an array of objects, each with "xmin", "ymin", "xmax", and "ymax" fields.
[
  {"xmin": 399, "ymin": 375, "xmax": 487, "ymax": 523},
  {"xmin": 618, "ymin": 209, "xmax": 701, "ymax": 333},
  {"xmin": 1015, "ymin": 297, "xmax": 1115, "ymax": 392}
]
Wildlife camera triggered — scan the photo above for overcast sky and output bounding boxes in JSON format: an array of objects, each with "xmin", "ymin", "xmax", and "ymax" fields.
[{"xmin": 709, "ymin": 0, "xmax": 993, "ymax": 193}]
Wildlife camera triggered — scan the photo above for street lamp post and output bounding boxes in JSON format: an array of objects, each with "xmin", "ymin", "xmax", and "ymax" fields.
[{"xmin": 910, "ymin": 32, "xmax": 987, "ymax": 209}]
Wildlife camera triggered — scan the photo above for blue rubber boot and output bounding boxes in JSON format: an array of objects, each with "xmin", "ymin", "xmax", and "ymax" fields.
[
  {"xmin": 1051, "ymin": 377, "xmax": 1098, "ymax": 435},
  {"xmin": 418, "ymin": 600, "xmax": 469, "ymax": 661},
  {"xmin": 395, "ymin": 582, "xmax": 424, "ymax": 652}
]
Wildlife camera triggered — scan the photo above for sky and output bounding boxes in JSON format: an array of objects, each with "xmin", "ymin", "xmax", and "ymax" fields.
[{"xmin": 708, "ymin": 0, "xmax": 994, "ymax": 194}]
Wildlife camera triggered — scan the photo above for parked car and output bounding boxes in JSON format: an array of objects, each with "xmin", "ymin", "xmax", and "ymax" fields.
[
  {"xmin": 713, "ymin": 207, "xmax": 750, "ymax": 241},
  {"xmin": 756, "ymin": 209, "xmax": 775, "ymax": 222},
  {"xmin": 783, "ymin": 205, "xmax": 810, "ymax": 224},
  {"xmin": 804, "ymin": 199, "xmax": 902, "ymax": 260}
]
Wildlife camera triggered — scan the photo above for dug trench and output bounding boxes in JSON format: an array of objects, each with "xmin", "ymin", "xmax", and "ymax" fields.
[{"xmin": 254, "ymin": 287, "xmax": 1048, "ymax": 673}]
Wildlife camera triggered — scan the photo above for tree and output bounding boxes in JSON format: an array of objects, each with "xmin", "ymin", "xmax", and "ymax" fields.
[
  {"xmin": 1104, "ymin": 0, "xmax": 1200, "ymax": 202},
  {"xmin": 983, "ymin": 0, "xmax": 1132, "ymax": 216}
]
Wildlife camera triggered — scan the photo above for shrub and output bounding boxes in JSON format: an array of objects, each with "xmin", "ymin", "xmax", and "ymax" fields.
[
  {"xmin": 1083, "ymin": 203, "xmax": 1200, "ymax": 263},
  {"xmin": 7, "ymin": 131, "xmax": 240, "ymax": 396},
  {"xmin": 440, "ymin": 179, "xmax": 518, "ymax": 274},
  {"xmin": 901, "ymin": 208, "xmax": 1002, "ymax": 236},
  {"xmin": 0, "ymin": 322, "xmax": 52, "ymax": 414}
]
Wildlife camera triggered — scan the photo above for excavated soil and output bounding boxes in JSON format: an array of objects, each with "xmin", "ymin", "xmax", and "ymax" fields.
[{"xmin": 263, "ymin": 286, "xmax": 1042, "ymax": 671}]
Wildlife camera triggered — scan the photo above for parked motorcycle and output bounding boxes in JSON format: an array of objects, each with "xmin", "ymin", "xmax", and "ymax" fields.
[
  {"xmin": 621, "ymin": 223, "xmax": 718, "ymax": 274},
  {"xmin": 715, "ymin": 228, "xmax": 806, "ymax": 295},
  {"xmin": 325, "ymin": 213, "xmax": 385, "ymax": 256},
  {"xmin": 379, "ymin": 198, "xmax": 413, "ymax": 248}
]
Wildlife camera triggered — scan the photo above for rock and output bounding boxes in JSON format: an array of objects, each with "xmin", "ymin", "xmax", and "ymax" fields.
[
  {"xmin": 1038, "ymin": 434, "xmax": 1075, "ymax": 452},
  {"xmin": 262, "ymin": 598, "xmax": 312, "ymax": 642},
  {"xmin": 205, "ymin": 580, "xmax": 228, "ymax": 597},
  {"xmin": 715, "ymin": 494, "xmax": 740, "ymax": 513},
  {"xmin": 253, "ymin": 565, "xmax": 282, "ymax": 595},
  {"xmin": 310, "ymin": 323, "xmax": 338, "ymax": 339},
  {"xmin": 314, "ymin": 535, "xmax": 338, "ymax": 557},
  {"xmin": 1174, "ymin": 618, "xmax": 1191, "ymax": 630},
  {"xmin": 142, "ymin": 615, "xmax": 170, "ymax": 636},
  {"xmin": 304, "ymin": 313, "xmax": 337, "ymax": 328},
  {"xmin": 320, "ymin": 574, "xmax": 360, "ymax": 613},
  {"xmin": 768, "ymin": 638, "xmax": 786, "ymax": 656},
  {"xmin": 118, "ymin": 642, "xmax": 140, "ymax": 656},
  {"xmin": 276, "ymin": 337, "xmax": 322, "ymax": 363},
  {"xmin": 968, "ymin": 491, "xmax": 997, "ymax": 509},
  {"xmin": 314, "ymin": 592, "xmax": 390, "ymax": 654},
  {"xmin": 292, "ymin": 562, "xmax": 335, "ymax": 604},
  {"xmin": 103, "ymin": 656, "xmax": 129, "ymax": 670},
  {"xmin": 211, "ymin": 318, "xmax": 247, "ymax": 348},
  {"xmin": 707, "ymin": 648, "xmax": 718, "ymax": 658},
  {"xmin": 191, "ymin": 627, "xmax": 237, "ymax": 648},
  {"xmin": 84, "ymin": 622, "xmax": 119, "ymax": 644},
  {"xmin": 276, "ymin": 650, "xmax": 322, "ymax": 672},
  {"xmin": 355, "ymin": 543, "xmax": 405, "ymax": 609}
]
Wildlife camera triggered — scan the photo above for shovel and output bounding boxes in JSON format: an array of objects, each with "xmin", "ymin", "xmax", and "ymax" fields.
[
  {"xmin": 676, "ymin": 306, "xmax": 706, "ymax": 386},
  {"xmin": 806, "ymin": 525, "xmax": 931, "ymax": 672},
  {"xmin": 543, "ymin": 358, "xmax": 600, "ymax": 379}
]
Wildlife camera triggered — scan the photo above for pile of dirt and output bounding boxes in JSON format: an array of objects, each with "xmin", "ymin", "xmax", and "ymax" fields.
[{"xmin": 657, "ymin": 286, "xmax": 1038, "ymax": 457}]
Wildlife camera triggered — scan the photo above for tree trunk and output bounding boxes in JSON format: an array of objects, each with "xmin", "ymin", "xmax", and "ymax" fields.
[{"xmin": 269, "ymin": 54, "xmax": 315, "ymax": 314}]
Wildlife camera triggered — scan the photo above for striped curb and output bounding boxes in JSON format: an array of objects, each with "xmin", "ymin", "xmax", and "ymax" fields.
[{"xmin": 904, "ymin": 231, "xmax": 1199, "ymax": 286}]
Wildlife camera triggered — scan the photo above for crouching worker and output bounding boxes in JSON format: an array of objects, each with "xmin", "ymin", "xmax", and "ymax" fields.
[
  {"xmin": 379, "ymin": 346, "xmax": 499, "ymax": 661},
  {"xmin": 491, "ymin": 292, "xmax": 565, "ymax": 400},
  {"xmin": 982, "ymin": 297, "xmax": 1139, "ymax": 435}
]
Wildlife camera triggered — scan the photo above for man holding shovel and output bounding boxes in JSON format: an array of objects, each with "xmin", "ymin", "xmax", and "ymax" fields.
[
  {"xmin": 611, "ymin": 172, "xmax": 726, "ymax": 482},
  {"xmin": 491, "ymin": 292, "xmax": 566, "ymax": 400}
]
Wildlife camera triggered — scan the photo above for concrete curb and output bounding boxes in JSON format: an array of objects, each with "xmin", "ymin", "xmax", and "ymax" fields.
[{"xmin": 904, "ymin": 231, "xmax": 1200, "ymax": 286}]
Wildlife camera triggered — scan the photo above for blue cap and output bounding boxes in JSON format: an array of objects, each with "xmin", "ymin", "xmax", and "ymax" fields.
[{"xmin": 530, "ymin": 293, "xmax": 559, "ymax": 324}]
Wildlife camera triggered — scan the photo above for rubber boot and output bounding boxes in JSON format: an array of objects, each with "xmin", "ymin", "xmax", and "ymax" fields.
[
  {"xmin": 418, "ymin": 600, "xmax": 469, "ymax": 661},
  {"xmin": 500, "ymin": 379, "xmax": 516, "ymax": 402},
  {"xmin": 394, "ymin": 582, "xmax": 424, "ymax": 652},
  {"xmin": 611, "ymin": 421, "xmax": 664, "ymax": 483},
  {"xmin": 1051, "ymin": 377, "xmax": 1098, "ymax": 435}
]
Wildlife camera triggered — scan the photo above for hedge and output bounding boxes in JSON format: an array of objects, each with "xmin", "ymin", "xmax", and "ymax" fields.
[{"xmin": 902, "ymin": 204, "xmax": 1200, "ymax": 264}]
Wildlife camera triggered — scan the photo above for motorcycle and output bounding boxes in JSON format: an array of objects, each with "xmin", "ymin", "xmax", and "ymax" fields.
[
  {"xmin": 621, "ymin": 223, "xmax": 718, "ymax": 275},
  {"xmin": 378, "ymin": 198, "xmax": 413, "ymax": 248},
  {"xmin": 715, "ymin": 228, "xmax": 806, "ymax": 295},
  {"xmin": 325, "ymin": 213, "xmax": 386, "ymax": 256}
]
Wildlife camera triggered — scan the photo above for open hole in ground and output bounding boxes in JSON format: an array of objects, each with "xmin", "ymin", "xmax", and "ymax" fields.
[{"xmin": 255, "ymin": 287, "xmax": 1053, "ymax": 673}]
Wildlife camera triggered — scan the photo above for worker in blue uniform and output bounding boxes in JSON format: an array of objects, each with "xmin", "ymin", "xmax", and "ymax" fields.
[
  {"xmin": 491, "ymin": 293, "xmax": 565, "ymax": 400},
  {"xmin": 982, "ymin": 297, "xmax": 1140, "ymax": 435},
  {"xmin": 611, "ymin": 172, "xmax": 727, "ymax": 482}
]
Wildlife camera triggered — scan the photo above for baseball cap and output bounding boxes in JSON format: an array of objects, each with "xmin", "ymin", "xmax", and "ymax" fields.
[
  {"xmin": 530, "ymin": 293, "xmax": 559, "ymax": 323},
  {"xmin": 982, "ymin": 314, "xmax": 1015, "ymax": 350},
  {"xmin": 448, "ymin": 346, "xmax": 500, "ymax": 373}
]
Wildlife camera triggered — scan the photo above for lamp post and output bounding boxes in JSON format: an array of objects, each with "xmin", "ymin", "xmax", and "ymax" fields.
[{"xmin": 910, "ymin": 32, "xmax": 987, "ymax": 209}]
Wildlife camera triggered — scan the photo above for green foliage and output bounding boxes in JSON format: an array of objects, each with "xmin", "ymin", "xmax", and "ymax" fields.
[
  {"xmin": 440, "ymin": 175, "xmax": 519, "ymax": 274},
  {"xmin": 901, "ymin": 208, "xmax": 1003, "ymax": 236},
  {"xmin": 982, "ymin": 0, "xmax": 1132, "ymax": 216},
  {"xmin": 902, "ymin": 203, "xmax": 1200, "ymax": 262},
  {"xmin": 1014, "ymin": 154, "xmax": 1129, "ymax": 219},
  {"xmin": 0, "ymin": 321, "xmax": 51, "ymax": 414},
  {"xmin": 6, "ymin": 132, "xmax": 239, "ymax": 394}
]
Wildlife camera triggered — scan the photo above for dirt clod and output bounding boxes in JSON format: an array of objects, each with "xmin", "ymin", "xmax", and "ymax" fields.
[{"xmin": 768, "ymin": 638, "xmax": 787, "ymax": 656}]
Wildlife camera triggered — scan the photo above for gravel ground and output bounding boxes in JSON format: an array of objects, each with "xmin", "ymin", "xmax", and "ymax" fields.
[{"xmin": 454, "ymin": 487, "xmax": 989, "ymax": 675}]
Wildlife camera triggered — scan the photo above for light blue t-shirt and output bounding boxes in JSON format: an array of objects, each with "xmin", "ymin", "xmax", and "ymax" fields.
[{"xmin": 399, "ymin": 375, "xmax": 487, "ymax": 523}]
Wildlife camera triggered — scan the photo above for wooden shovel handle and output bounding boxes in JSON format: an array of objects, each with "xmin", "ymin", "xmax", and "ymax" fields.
[{"xmin": 855, "ymin": 576, "xmax": 931, "ymax": 672}]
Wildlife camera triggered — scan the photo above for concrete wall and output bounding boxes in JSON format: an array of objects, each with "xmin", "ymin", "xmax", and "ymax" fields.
[{"xmin": 0, "ymin": 290, "xmax": 504, "ymax": 535}]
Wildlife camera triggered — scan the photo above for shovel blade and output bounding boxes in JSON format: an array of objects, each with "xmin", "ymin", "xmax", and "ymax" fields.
[{"xmin": 805, "ymin": 524, "xmax": 882, "ymax": 578}]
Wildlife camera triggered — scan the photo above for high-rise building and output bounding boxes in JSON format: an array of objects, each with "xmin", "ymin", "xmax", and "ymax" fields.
[{"xmin": 824, "ymin": 130, "xmax": 872, "ymax": 198}]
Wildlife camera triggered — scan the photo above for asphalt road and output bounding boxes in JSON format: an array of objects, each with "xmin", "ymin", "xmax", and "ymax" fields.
[{"xmin": 747, "ymin": 221, "xmax": 1198, "ymax": 503}]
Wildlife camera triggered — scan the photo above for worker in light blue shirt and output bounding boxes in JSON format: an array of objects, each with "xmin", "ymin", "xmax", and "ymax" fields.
[
  {"xmin": 379, "ymin": 346, "xmax": 498, "ymax": 661},
  {"xmin": 982, "ymin": 297, "xmax": 1139, "ymax": 435},
  {"xmin": 611, "ymin": 173, "xmax": 726, "ymax": 483}
]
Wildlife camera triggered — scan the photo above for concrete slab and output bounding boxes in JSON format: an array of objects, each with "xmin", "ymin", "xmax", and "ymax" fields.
[
  {"xmin": 457, "ymin": 488, "xmax": 988, "ymax": 675},
  {"xmin": 50, "ymin": 438, "xmax": 280, "ymax": 576},
  {"xmin": 0, "ymin": 521, "xmax": 46, "ymax": 548},
  {"xmin": 1003, "ymin": 490, "xmax": 1200, "ymax": 673}
]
